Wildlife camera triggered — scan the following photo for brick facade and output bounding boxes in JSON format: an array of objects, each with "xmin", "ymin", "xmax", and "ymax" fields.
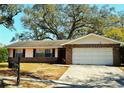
[
  {"xmin": 113, "ymin": 47, "xmax": 120, "ymax": 66},
  {"xmin": 64, "ymin": 44, "xmax": 120, "ymax": 66},
  {"xmin": 8, "ymin": 44, "xmax": 120, "ymax": 66},
  {"xmin": 8, "ymin": 57, "xmax": 57, "ymax": 63},
  {"xmin": 65, "ymin": 46, "xmax": 72, "ymax": 64}
]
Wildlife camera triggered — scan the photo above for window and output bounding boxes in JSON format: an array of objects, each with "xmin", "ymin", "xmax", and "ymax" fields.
[
  {"xmin": 15, "ymin": 49, "xmax": 23, "ymax": 58},
  {"xmin": 45, "ymin": 49, "xmax": 52, "ymax": 57},
  {"xmin": 35, "ymin": 49, "xmax": 45, "ymax": 57},
  {"xmin": 35, "ymin": 49, "xmax": 52, "ymax": 57}
]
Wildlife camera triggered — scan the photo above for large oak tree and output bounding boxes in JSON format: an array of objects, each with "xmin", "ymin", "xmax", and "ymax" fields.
[
  {"xmin": 12, "ymin": 4, "xmax": 124, "ymax": 42},
  {"xmin": 0, "ymin": 4, "xmax": 23, "ymax": 29}
]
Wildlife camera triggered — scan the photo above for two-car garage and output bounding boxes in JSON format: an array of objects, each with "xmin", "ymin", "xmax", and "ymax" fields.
[
  {"xmin": 64, "ymin": 34, "xmax": 121, "ymax": 66},
  {"xmin": 72, "ymin": 48, "xmax": 113, "ymax": 65}
]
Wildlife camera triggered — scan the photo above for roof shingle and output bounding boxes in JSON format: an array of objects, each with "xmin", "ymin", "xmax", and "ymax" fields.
[{"xmin": 6, "ymin": 40, "xmax": 71, "ymax": 48}]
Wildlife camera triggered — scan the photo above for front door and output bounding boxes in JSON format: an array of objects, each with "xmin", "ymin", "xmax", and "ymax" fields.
[{"xmin": 58, "ymin": 48, "xmax": 66, "ymax": 64}]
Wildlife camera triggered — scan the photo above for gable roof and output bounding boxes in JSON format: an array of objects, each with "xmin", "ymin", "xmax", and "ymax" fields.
[
  {"xmin": 6, "ymin": 33, "xmax": 124, "ymax": 48},
  {"xmin": 6, "ymin": 40, "xmax": 71, "ymax": 48},
  {"xmin": 61, "ymin": 33, "xmax": 124, "ymax": 45}
]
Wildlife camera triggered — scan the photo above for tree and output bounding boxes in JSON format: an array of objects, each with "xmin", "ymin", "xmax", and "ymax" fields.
[
  {"xmin": 20, "ymin": 4, "xmax": 119, "ymax": 41},
  {"xmin": 11, "ymin": 31, "xmax": 53, "ymax": 42},
  {"xmin": 0, "ymin": 4, "xmax": 23, "ymax": 29},
  {"xmin": 0, "ymin": 48, "xmax": 8, "ymax": 62},
  {"xmin": 105, "ymin": 27, "xmax": 124, "ymax": 42},
  {"xmin": 118, "ymin": 12, "xmax": 124, "ymax": 27},
  {"xmin": 11, "ymin": 32, "xmax": 34, "ymax": 42},
  {"xmin": 21, "ymin": 4, "xmax": 62, "ymax": 40}
]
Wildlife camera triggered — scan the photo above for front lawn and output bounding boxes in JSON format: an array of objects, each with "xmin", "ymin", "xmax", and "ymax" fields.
[
  {"xmin": 21, "ymin": 63, "xmax": 68, "ymax": 80},
  {"xmin": 3, "ymin": 79, "xmax": 51, "ymax": 88},
  {"xmin": 0, "ymin": 63, "xmax": 68, "ymax": 88}
]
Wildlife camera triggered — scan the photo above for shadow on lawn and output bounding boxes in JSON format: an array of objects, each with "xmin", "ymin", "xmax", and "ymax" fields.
[
  {"xmin": 1, "ymin": 72, "xmax": 124, "ymax": 88},
  {"xmin": 1, "ymin": 67, "xmax": 124, "ymax": 88},
  {"xmin": 0, "ymin": 81, "xmax": 16, "ymax": 88},
  {"xmin": 20, "ymin": 71, "xmax": 42, "ymax": 80},
  {"xmin": 0, "ymin": 70, "xmax": 16, "ymax": 76},
  {"xmin": 0, "ymin": 69, "xmax": 42, "ymax": 80}
]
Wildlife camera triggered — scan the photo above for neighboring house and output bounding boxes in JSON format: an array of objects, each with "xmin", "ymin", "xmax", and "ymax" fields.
[{"xmin": 6, "ymin": 33, "xmax": 123, "ymax": 66}]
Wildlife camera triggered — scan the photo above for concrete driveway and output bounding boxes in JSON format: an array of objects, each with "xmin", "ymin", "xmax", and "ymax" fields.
[{"xmin": 55, "ymin": 65, "xmax": 124, "ymax": 88}]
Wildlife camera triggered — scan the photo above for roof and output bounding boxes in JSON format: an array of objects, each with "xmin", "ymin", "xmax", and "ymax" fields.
[
  {"xmin": 61, "ymin": 33, "xmax": 124, "ymax": 45},
  {"xmin": 6, "ymin": 33, "xmax": 124, "ymax": 48},
  {"xmin": 6, "ymin": 40, "xmax": 71, "ymax": 48}
]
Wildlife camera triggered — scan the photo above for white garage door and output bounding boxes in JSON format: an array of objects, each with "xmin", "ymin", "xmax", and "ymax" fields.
[{"xmin": 72, "ymin": 48, "xmax": 113, "ymax": 65}]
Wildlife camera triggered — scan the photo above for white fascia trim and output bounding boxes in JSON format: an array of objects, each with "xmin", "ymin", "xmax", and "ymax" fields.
[{"xmin": 61, "ymin": 33, "xmax": 124, "ymax": 45}]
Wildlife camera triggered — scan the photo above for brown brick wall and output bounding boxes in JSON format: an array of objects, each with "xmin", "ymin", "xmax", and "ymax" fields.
[
  {"xmin": 113, "ymin": 47, "xmax": 120, "ymax": 66},
  {"xmin": 64, "ymin": 44, "xmax": 120, "ymax": 66},
  {"xmin": 8, "ymin": 57, "xmax": 57, "ymax": 63},
  {"xmin": 65, "ymin": 47, "xmax": 72, "ymax": 64}
]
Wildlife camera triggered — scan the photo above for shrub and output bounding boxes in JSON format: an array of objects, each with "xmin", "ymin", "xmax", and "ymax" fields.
[{"xmin": 0, "ymin": 48, "xmax": 8, "ymax": 62}]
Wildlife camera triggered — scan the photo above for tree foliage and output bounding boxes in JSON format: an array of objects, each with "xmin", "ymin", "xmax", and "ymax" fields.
[
  {"xmin": 0, "ymin": 4, "xmax": 23, "ymax": 29},
  {"xmin": 11, "ymin": 32, "xmax": 34, "ymax": 42},
  {"xmin": 11, "ymin": 4, "xmax": 124, "ymax": 42},
  {"xmin": 0, "ymin": 48, "xmax": 8, "ymax": 63},
  {"xmin": 105, "ymin": 27, "xmax": 124, "ymax": 41}
]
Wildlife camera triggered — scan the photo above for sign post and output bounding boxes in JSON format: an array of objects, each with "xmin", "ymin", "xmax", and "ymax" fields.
[
  {"xmin": 16, "ymin": 56, "xmax": 20, "ymax": 86},
  {"xmin": 10, "ymin": 53, "xmax": 21, "ymax": 86}
]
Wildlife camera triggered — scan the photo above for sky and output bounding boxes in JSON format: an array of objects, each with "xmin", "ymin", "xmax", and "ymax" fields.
[{"xmin": 1, "ymin": 4, "xmax": 124, "ymax": 45}]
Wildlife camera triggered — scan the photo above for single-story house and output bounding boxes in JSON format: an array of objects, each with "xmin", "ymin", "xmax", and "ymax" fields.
[{"xmin": 6, "ymin": 33, "xmax": 123, "ymax": 66}]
